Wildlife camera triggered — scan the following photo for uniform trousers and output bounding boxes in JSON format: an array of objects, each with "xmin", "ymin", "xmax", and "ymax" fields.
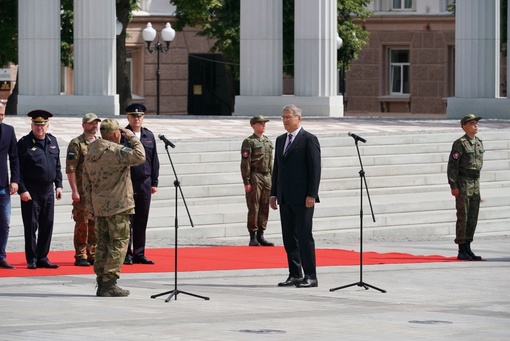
[
  {"xmin": 127, "ymin": 177, "xmax": 152, "ymax": 258},
  {"xmin": 72, "ymin": 200, "xmax": 97, "ymax": 261},
  {"xmin": 245, "ymin": 173, "xmax": 271, "ymax": 233},
  {"xmin": 0, "ymin": 187, "xmax": 11, "ymax": 261},
  {"xmin": 455, "ymin": 177, "xmax": 480, "ymax": 244},
  {"xmin": 94, "ymin": 211, "xmax": 130, "ymax": 283},
  {"xmin": 20, "ymin": 186, "xmax": 55, "ymax": 263}
]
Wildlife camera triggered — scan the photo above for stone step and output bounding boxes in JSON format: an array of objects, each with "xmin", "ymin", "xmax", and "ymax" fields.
[{"xmin": 7, "ymin": 129, "xmax": 510, "ymax": 242}]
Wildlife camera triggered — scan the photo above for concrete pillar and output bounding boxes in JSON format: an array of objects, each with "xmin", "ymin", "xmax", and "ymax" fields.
[
  {"xmin": 17, "ymin": 0, "xmax": 119, "ymax": 116},
  {"xmin": 18, "ymin": 0, "xmax": 61, "ymax": 97},
  {"xmin": 455, "ymin": 0, "xmax": 498, "ymax": 98},
  {"xmin": 74, "ymin": 0, "xmax": 117, "ymax": 96},
  {"xmin": 235, "ymin": 0, "xmax": 343, "ymax": 117},
  {"xmin": 447, "ymin": 0, "xmax": 510, "ymax": 119},
  {"xmin": 294, "ymin": 0, "xmax": 337, "ymax": 97},
  {"xmin": 239, "ymin": 0, "xmax": 282, "ymax": 96}
]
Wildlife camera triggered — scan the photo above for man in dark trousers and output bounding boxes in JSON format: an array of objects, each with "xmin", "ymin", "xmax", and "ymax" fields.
[
  {"xmin": 18, "ymin": 110, "xmax": 63, "ymax": 269},
  {"xmin": 0, "ymin": 110, "xmax": 20, "ymax": 269},
  {"xmin": 270, "ymin": 104, "xmax": 321, "ymax": 288},
  {"xmin": 122, "ymin": 103, "xmax": 159, "ymax": 265}
]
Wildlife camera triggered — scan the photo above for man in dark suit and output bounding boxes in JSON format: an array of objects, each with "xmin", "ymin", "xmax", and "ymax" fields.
[
  {"xmin": 270, "ymin": 104, "xmax": 321, "ymax": 288},
  {"xmin": 0, "ymin": 110, "xmax": 20, "ymax": 269}
]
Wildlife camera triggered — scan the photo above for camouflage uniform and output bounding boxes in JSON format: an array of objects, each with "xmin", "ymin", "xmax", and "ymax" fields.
[
  {"xmin": 241, "ymin": 133, "xmax": 273, "ymax": 235},
  {"xmin": 447, "ymin": 134, "xmax": 484, "ymax": 245},
  {"xmin": 83, "ymin": 132, "xmax": 145, "ymax": 287},
  {"xmin": 66, "ymin": 134, "xmax": 98, "ymax": 262}
]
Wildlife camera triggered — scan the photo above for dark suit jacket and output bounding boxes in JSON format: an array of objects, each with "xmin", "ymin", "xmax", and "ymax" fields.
[
  {"xmin": 0, "ymin": 123, "xmax": 20, "ymax": 188},
  {"xmin": 271, "ymin": 128, "xmax": 321, "ymax": 205}
]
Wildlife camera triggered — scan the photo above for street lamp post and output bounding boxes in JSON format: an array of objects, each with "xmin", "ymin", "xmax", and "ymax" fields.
[{"xmin": 142, "ymin": 22, "xmax": 176, "ymax": 115}]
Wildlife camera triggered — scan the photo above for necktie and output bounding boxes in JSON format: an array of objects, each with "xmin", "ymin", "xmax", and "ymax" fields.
[{"xmin": 283, "ymin": 133, "xmax": 293, "ymax": 155}]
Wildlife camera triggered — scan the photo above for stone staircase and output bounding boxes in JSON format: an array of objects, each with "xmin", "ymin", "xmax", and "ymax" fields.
[{"xmin": 9, "ymin": 129, "xmax": 510, "ymax": 242}]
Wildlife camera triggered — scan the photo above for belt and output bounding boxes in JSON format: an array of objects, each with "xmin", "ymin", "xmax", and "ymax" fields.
[
  {"xmin": 252, "ymin": 171, "xmax": 269, "ymax": 176},
  {"xmin": 459, "ymin": 170, "xmax": 480, "ymax": 180}
]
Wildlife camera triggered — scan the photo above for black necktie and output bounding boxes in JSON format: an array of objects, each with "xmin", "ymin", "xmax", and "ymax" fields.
[{"xmin": 284, "ymin": 133, "xmax": 293, "ymax": 155}]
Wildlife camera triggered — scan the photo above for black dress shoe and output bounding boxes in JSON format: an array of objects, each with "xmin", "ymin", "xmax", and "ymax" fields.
[
  {"xmin": 132, "ymin": 256, "xmax": 155, "ymax": 265},
  {"xmin": 124, "ymin": 255, "xmax": 133, "ymax": 265},
  {"xmin": 0, "ymin": 259, "xmax": 15, "ymax": 269},
  {"xmin": 278, "ymin": 276, "xmax": 303, "ymax": 287},
  {"xmin": 296, "ymin": 278, "xmax": 318, "ymax": 288},
  {"xmin": 27, "ymin": 262, "xmax": 37, "ymax": 269},
  {"xmin": 37, "ymin": 260, "xmax": 59, "ymax": 269}
]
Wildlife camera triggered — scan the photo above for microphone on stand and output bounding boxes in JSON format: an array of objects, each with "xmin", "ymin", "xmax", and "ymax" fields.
[
  {"xmin": 158, "ymin": 134, "xmax": 176, "ymax": 148},
  {"xmin": 348, "ymin": 132, "xmax": 367, "ymax": 143}
]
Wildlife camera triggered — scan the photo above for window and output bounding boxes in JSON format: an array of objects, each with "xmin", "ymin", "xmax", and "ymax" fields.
[
  {"xmin": 390, "ymin": 49, "xmax": 410, "ymax": 94},
  {"xmin": 392, "ymin": 0, "xmax": 412, "ymax": 10}
]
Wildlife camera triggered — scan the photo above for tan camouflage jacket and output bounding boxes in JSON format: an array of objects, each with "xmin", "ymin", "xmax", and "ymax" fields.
[
  {"xmin": 66, "ymin": 133, "xmax": 100, "ymax": 194},
  {"xmin": 83, "ymin": 135, "xmax": 145, "ymax": 217},
  {"xmin": 240, "ymin": 134, "xmax": 273, "ymax": 185}
]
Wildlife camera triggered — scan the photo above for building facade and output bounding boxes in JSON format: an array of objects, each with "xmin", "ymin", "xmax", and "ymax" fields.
[
  {"xmin": 345, "ymin": 0, "xmax": 456, "ymax": 115},
  {"xmin": 8, "ymin": 0, "xmax": 506, "ymax": 117}
]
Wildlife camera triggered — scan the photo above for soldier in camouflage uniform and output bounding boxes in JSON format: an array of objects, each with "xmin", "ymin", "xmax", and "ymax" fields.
[
  {"xmin": 83, "ymin": 119, "xmax": 145, "ymax": 297},
  {"xmin": 66, "ymin": 113, "xmax": 101, "ymax": 267},
  {"xmin": 241, "ymin": 115, "xmax": 274, "ymax": 246},
  {"xmin": 447, "ymin": 114, "xmax": 484, "ymax": 261}
]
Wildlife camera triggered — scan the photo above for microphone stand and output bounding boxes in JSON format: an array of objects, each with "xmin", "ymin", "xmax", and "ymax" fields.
[
  {"xmin": 330, "ymin": 137, "xmax": 385, "ymax": 293},
  {"xmin": 150, "ymin": 141, "xmax": 210, "ymax": 302}
]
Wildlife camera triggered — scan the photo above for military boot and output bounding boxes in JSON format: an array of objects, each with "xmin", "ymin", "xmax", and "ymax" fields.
[
  {"xmin": 257, "ymin": 230, "xmax": 274, "ymax": 246},
  {"xmin": 99, "ymin": 278, "xmax": 130, "ymax": 297},
  {"xmin": 457, "ymin": 243, "xmax": 473, "ymax": 261},
  {"xmin": 466, "ymin": 242, "xmax": 482, "ymax": 261},
  {"xmin": 249, "ymin": 231, "xmax": 260, "ymax": 246},
  {"xmin": 95, "ymin": 278, "xmax": 102, "ymax": 297}
]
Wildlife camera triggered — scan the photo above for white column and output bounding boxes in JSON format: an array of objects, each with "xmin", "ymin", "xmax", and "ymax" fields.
[
  {"xmin": 18, "ymin": 0, "xmax": 60, "ymax": 96},
  {"xmin": 455, "ymin": 0, "xmax": 499, "ymax": 98},
  {"xmin": 74, "ymin": 0, "xmax": 117, "ymax": 96},
  {"xmin": 294, "ymin": 0, "xmax": 337, "ymax": 96},
  {"xmin": 447, "ymin": 0, "xmax": 510, "ymax": 119},
  {"xmin": 239, "ymin": 0, "xmax": 282, "ymax": 96}
]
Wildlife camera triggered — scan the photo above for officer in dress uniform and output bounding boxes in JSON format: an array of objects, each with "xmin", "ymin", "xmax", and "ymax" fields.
[
  {"xmin": 241, "ymin": 115, "xmax": 274, "ymax": 246},
  {"xmin": 17, "ymin": 110, "xmax": 63, "ymax": 269},
  {"xmin": 122, "ymin": 103, "xmax": 159, "ymax": 265},
  {"xmin": 447, "ymin": 114, "xmax": 484, "ymax": 261}
]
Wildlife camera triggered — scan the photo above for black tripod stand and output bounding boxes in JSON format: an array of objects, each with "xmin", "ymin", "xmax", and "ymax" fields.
[
  {"xmin": 330, "ymin": 133, "xmax": 386, "ymax": 293},
  {"xmin": 151, "ymin": 140, "xmax": 210, "ymax": 302}
]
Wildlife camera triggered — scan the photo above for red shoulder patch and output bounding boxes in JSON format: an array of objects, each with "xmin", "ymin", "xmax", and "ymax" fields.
[
  {"xmin": 452, "ymin": 152, "xmax": 459, "ymax": 160},
  {"xmin": 242, "ymin": 150, "xmax": 250, "ymax": 158}
]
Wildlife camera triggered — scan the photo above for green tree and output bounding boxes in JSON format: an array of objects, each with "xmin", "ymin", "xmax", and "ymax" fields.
[{"xmin": 169, "ymin": 0, "xmax": 373, "ymax": 77}]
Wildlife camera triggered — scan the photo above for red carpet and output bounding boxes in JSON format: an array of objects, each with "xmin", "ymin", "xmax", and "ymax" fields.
[{"xmin": 0, "ymin": 246, "xmax": 458, "ymax": 278}]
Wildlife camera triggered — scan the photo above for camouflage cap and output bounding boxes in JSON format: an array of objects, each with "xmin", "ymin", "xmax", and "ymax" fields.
[
  {"xmin": 82, "ymin": 113, "xmax": 101, "ymax": 124},
  {"xmin": 100, "ymin": 118, "xmax": 121, "ymax": 133},
  {"xmin": 250, "ymin": 115, "xmax": 269, "ymax": 125},
  {"xmin": 460, "ymin": 114, "xmax": 481, "ymax": 126}
]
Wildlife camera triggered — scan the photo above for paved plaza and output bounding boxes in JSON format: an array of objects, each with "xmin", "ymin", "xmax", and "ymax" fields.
[{"xmin": 1, "ymin": 114, "xmax": 509, "ymax": 340}]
